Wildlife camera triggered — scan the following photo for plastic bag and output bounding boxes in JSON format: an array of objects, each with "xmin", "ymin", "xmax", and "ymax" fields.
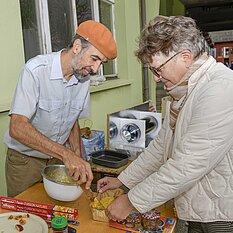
[{"xmin": 82, "ymin": 130, "xmax": 105, "ymax": 161}]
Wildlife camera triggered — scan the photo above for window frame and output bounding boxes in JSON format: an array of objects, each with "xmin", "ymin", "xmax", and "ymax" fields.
[{"xmin": 91, "ymin": 0, "xmax": 117, "ymax": 77}]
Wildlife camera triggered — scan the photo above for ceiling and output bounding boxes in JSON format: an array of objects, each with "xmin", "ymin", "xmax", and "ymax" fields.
[{"xmin": 180, "ymin": 0, "xmax": 233, "ymax": 44}]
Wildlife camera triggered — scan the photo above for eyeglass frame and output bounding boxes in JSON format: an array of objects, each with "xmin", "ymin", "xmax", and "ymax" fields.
[{"xmin": 149, "ymin": 51, "xmax": 182, "ymax": 77}]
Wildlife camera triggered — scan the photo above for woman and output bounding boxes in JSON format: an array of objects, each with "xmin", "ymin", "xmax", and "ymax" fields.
[{"xmin": 97, "ymin": 16, "xmax": 233, "ymax": 233}]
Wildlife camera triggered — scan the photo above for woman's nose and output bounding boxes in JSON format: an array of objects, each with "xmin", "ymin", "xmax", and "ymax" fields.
[{"xmin": 153, "ymin": 74, "xmax": 162, "ymax": 82}]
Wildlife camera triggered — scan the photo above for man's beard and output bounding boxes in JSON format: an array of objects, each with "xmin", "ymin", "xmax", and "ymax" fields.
[
  {"xmin": 71, "ymin": 53, "xmax": 95, "ymax": 81},
  {"xmin": 73, "ymin": 67, "xmax": 95, "ymax": 81}
]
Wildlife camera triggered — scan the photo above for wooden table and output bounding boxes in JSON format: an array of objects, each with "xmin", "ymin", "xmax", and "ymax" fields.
[{"xmin": 0, "ymin": 183, "xmax": 175, "ymax": 233}]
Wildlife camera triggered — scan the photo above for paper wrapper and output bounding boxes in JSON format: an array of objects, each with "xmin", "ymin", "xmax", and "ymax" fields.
[
  {"xmin": 90, "ymin": 188, "xmax": 124, "ymax": 222},
  {"xmin": 91, "ymin": 208, "xmax": 109, "ymax": 222}
]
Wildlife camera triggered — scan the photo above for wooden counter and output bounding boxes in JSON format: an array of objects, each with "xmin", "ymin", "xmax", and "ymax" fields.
[{"xmin": 0, "ymin": 183, "xmax": 175, "ymax": 233}]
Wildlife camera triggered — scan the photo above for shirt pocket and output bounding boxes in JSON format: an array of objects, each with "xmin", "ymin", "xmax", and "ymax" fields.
[
  {"xmin": 35, "ymin": 99, "xmax": 63, "ymax": 132},
  {"xmin": 39, "ymin": 99, "xmax": 63, "ymax": 112},
  {"xmin": 67, "ymin": 99, "xmax": 85, "ymax": 126},
  {"xmin": 71, "ymin": 99, "xmax": 84, "ymax": 112}
]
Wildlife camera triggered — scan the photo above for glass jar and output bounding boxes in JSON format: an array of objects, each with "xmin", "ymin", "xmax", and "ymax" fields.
[
  {"xmin": 141, "ymin": 210, "xmax": 160, "ymax": 231},
  {"xmin": 51, "ymin": 216, "xmax": 68, "ymax": 233}
]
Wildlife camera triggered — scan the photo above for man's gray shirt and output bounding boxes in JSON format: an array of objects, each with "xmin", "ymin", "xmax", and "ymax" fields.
[{"xmin": 3, "ymin": 50, "xmax": 90, "ymax": 159}]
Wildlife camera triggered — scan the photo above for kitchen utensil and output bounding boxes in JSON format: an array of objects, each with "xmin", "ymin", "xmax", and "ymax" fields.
[
  {"xmin": 41, "ymin": 165, "xmax": 83, "ymax": 202},
  {"xmin": 80, "ymin": 184, "xmax": 105, "ymax": 209},
  {"xmin": 80, "ymin": 184, "xmax": 94, "ymax": 201},
  {"xmin": 90, "ymin": 149, "xmax": 129, "ymax": 168}
]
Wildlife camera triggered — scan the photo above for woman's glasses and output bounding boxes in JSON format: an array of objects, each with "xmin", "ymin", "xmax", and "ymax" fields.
[{"xmin": 149, "ymin": 51, "xmax": 182, "ymax": 77}]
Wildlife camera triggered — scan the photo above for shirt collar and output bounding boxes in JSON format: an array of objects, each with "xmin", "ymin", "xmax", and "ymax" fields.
[
  {"xmin": 50, "ymin": 50, "xmax": 64, "ymax": 80},
  {"xmin": 66, "ymin": 75, "xmax": 79, "ymax": 86},
  {"xmin": 50, "ymin": 50, "xmax": 79, "ymax": 86}
]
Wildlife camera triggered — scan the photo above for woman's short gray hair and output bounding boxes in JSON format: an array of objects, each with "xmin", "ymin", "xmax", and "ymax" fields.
[{"xmin": 135, "ymin": 15, "xmax": 205, "ymax": 64}]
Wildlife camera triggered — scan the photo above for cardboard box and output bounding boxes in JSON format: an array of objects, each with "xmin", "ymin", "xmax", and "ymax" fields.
[
  {"xmin": 107, "ymin": 101, "xmax": 162, "ymax": 159},
  {"xmin": 0, "ymin": 196, "xmax": 78, "ymax": 221}
]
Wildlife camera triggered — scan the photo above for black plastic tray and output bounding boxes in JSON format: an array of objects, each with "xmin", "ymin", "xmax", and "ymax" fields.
[{"xmin": 90, "ymin": 149, "xmax": 129, "ymax": 168}]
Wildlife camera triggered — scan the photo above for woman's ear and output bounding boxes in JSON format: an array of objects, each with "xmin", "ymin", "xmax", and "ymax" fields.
[
  {"xmin": 72, "ymin": 39, "xmax": 82, "ymax": 55},
  {"xmin": 180, "ymin": 49, "xmax": 193, "ymax": 68}
]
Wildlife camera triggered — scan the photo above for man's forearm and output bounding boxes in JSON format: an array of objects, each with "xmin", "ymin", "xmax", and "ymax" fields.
[
  {"xmin": 9, "ymin": 114, "xmax": 69, "ymax": 160},
  {"xmin": 68, "ymin": 121, "xmax": 82, "ymax": 156},
  {"xmin": 10, "ymin": 115, "xmax": 93, "ymax": 187}
]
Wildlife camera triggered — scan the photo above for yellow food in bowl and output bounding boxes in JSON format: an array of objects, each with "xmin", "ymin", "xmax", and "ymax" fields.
[{"xmin": 46, "ymin": 168, "xmax": 76, "ymax": 184}]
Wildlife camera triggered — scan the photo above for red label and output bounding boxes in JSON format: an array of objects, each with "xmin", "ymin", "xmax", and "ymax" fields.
[{"xmin": 0, "ymin": 196, "xmax": 78, "ymax": 221}]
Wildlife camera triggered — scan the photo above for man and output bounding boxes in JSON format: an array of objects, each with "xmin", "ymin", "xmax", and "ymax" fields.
[
  {"xmin": 3, "ymin": 20, "xmax": 117, "ymax": 197},
  {"xmin": 97, "ymin": 16, "xmax": 233, "ymax": 232}
]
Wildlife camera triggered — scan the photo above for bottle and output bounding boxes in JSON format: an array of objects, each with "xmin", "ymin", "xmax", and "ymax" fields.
[{"xmin": 51, "ymin": 216, "xmax": 68, "ymax": 233}]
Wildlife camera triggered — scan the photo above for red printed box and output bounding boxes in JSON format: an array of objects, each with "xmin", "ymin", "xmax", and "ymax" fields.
[
  {"xmin": 0, "ymin": 196, "xmax": 78, "ymax": 221},
  {"xmin": 1, "ymin": 197, "xmax": 53, "ymax": 209}
]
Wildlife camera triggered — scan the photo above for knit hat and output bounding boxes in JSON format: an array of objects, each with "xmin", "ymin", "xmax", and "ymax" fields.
[{"xmin": 76, "ymin": 20, "xmax": 117, "ymax": 60}]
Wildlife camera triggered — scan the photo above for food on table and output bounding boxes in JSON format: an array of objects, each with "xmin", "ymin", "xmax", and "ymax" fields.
[
  {"xmin": 90, "ymin": 188, "xmax": 124, "ymax": 222},
  {"xmin": 8, "ymin": 215, "xmax": 14, "ymax": 220},
  {"xmin": 7, "ymin": 213, "xmax": 30, "ymax": 232},
  {"xmin": 91, "ymin": 196, "xmax": 115, "ymax": 210},
  {"xmin": 100, "ymin": 196, "xmax": 115, "ymax": 209},
  {"xmin": 15, "ymin": 224, "xmax": 24, "ymax": 232},
  {"xmin": 19, "ymin": 219, "xmax": 26, "ymax": 225}
]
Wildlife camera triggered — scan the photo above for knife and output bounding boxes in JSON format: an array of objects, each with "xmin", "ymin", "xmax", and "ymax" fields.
[
  {"xmin": 80, "ymin": 184, "xmax": 105, "ymax": 209},
  {"xmin": 80, "ymin": 184, "xmax": 94, "ymax": 201}
]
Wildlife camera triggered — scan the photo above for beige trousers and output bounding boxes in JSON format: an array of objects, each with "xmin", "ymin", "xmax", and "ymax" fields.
[{"xmin": 5, "ymin": 148, "xmax": 63, "ymax": 197}]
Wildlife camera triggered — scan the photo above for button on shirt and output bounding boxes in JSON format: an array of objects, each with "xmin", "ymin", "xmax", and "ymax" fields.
[{"xmin": 3, "ymin": 50, "xmax": 90, "ymax": 159}]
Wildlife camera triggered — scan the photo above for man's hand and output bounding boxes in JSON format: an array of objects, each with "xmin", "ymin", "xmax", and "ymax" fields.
[
  {"xmin": 105, "ymin": 194, "xmax": 135, "ymax": 221},
  {"xmin": 62, "ymin": 151, "xmax": 93, "ymax": 189}
]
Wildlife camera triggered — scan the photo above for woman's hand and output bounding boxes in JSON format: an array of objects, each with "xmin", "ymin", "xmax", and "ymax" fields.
[
  {"xmin": 97, "ymin": 177, "xmax": 122, "ymax": 193},
  {"xmin": 105, "ymin": 194, "xmax": 135, "ymax": 221}
]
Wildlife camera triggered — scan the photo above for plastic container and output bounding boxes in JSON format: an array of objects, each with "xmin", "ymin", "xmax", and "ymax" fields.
[
  {"xmin": 51, "ymin": 216, "xmax": 68, "ymax": 233},
  {"xmin": 90, "ymin": 149, "xmax": 129, "ymax": 168},
  {"xmin": 141, "ymin": 210, "xmax": 160, "ymax": 231}
]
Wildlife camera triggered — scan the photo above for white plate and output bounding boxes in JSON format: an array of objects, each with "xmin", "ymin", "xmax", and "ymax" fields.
[{"xmin": 0, "ymin": 212, "xmax": 48, "ymax": 233}]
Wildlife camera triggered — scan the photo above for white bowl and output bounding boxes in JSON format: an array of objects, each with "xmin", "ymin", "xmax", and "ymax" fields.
[{"xmin": 41, "ymin": 165, "xmax": 83, "ymax": 201}]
